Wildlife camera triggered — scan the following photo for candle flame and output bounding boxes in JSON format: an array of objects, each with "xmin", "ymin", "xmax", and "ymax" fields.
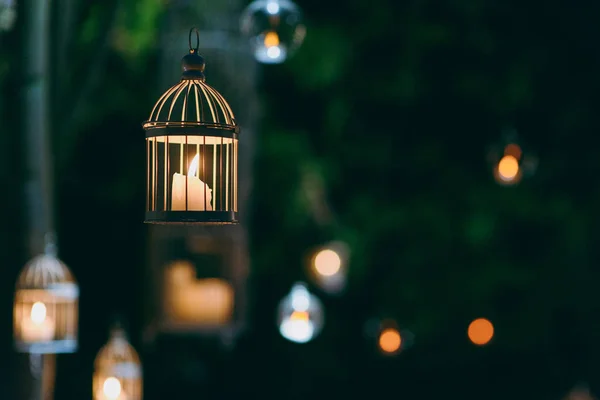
[
  {"xmin": 188, "ymin": 154, "xmax": 200, "ymax": 178},
  {"xmin": 264, "ymin": 31, "xmax": 280, "ymax": 47},
  {"xmin": 31, "ymin": 302, "xmax": 47, "ymax": 325},
  {"xmin": 290, "ymin": 311, "xmax": 310, "ymax": 322}
]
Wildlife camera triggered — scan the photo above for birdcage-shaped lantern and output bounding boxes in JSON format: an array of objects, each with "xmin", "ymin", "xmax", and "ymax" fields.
[
  {"xmin": 143, "ymin": 28, "xmax": 240, "ymax": 225},
  {"xmin": 94, "ymin": 326, "xmax": 143, "ymax": 400},
  {"xmin": 13, "ymin": 253, "xmax": 79, "ymax": 354}
]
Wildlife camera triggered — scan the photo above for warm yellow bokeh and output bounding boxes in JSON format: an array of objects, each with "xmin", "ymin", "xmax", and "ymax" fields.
[
  {"xmin": 497, "ymin": 155, "xmax": 519, "ymax": 181},
  {"xmin": 378, "ymin": 328, "xmax": 402, "ymax": 353},
  {"xmin": 313, "ymin": 249, "xmax": 342, "ymax": 277},
  {"xmin": 468, "ymin": 318, "xmax": 494, "ymax": 345},
  {"xmin": 290, "ymin": 310, "xmax": 310, "ymax": 322},
  {"xmin": 263, "ymin": 31, "xmax": 280, "ymax": 48}
]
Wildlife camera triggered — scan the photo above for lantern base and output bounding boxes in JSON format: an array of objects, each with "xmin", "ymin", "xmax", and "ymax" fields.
[
  {"xmin": 145, "ymin": 211, "xmax": 239, "ymax": 225},
  {"xmin": 15, "ymin": 339, "xmax": 78, "ymax": 354}
]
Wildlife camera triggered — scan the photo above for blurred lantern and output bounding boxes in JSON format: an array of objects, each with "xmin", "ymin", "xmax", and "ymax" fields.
[
  {"xmin": 94, "ymin": 324, "xmax": 142, "ymax": 400},
  {"xmin": 488, "ymin": 130, "xmax": 537, "ymax": 186},
  {"xmin": 144, "ymin": 28, "xmax": 240, "ymax": 225},
  {"xmin": 467, "ymin": 317, "xmax": 494, "ymax": 346},
  {"xmin": 13, "ymin": 241, "xmax": 79, "ymax": 354},
  {"xmin": 277, "ymin": 282, "xmax": 324, "ymax": 343},
  {"xmin": 240, "ymin": 0, "xmax": 306, "ymax": 64},
  {"xmin": 564, "ymin": 384, "xmax": 595, "ymax": 400},
  {"xmin": 364, "ymin": 318, "xmax": 413, "ymax": 356},
  {"xmin": 146, "ymin": 228, "xmax": 248, "ymax": 345},
  {"xmin": 307, "ymin": 241, "xmax": 349, "ymax": 294},
  {"xmin": 0, "ymin": 0, "xmax": 16, "ymax": 32},
  {"xmin": 163, "ymin": 260, "xmax": 234, "ymax": 327}
]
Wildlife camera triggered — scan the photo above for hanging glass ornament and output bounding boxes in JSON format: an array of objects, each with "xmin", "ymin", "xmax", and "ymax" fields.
[{"xmin": 240, "ymin": 0, "xmax": 306, "ymax": 64}]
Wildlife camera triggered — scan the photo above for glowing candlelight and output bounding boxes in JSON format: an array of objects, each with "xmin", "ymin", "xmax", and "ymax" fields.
[{"xmin": 171, "ymin": 154, "xmax": 212, "ymax": 211}]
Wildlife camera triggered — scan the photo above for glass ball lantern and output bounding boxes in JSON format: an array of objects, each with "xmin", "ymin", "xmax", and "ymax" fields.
[
  {"xmin": 240, "ymin": 0, "xmax": 306, "ymax": 64},
  {"xmin": 13, "ymin": 250, "xmax": 79, "ymax": 354},
  {"xmin": 277, "ymin": 282, "xmax": 323, "ymax": 344},
  {"xmin": 94, "ymin": 325, "xmax": 142, "ymax": 400},
  {"xmin": 144, "ymin": 28, "xmax": 240, "ymax": 225}
]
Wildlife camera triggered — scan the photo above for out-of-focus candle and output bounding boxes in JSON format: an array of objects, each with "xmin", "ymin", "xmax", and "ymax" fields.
[
  {"xmin": 21, "ymin": 302, "xmax": 55, "ymax": 343},
  {"xmin": 165, "ymin": 263, "xmax": 233, "ymax": 324},
  {"xmin": 171, "ymin": 154, "xmax": 213, "ymax": 211}
]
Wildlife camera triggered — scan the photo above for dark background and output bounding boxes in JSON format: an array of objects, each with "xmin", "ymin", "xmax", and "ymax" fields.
[{"xmin": 2, "ymin": 0, "xmax": 600, "ymax": 398}]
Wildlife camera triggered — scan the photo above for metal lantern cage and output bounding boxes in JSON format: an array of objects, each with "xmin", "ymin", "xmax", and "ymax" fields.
[
  {"xmin": 13, "ymin": 253, "xmax": 79, "ymax": 354},
  {"xmin": 94, "ymin": 326, "xmax": 143, "ymax": 400},
  {"xmin": 144, "ymin": 28, "xmax": 240, "ymax": 225}
]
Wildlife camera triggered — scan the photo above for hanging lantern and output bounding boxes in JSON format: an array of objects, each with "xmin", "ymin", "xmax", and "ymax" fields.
[
  {"xmin": 277, "ymin": 282, "xmax": 324, "ymax": 344},
  {"xmin": 146, "ymin": 229, "xmax": 248, "ymax": 343},
  {"xmin": 144, "ymin": 27, "xmax": 240, "ymax": 225},
  {"xmin": 240, "ymin": 0, "xmax": 306, "ymax": 64},
  {"xmin": 94, "ymin": 325, "xmax": 143, "ymax": 400},
  {"xmin": 13, "ymin": 248, "xmax": 79, "ymax": 354}
]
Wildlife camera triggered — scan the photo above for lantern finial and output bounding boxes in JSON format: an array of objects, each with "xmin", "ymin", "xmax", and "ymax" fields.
[{"xmin": 182, "ymin": 27, "xmax": 205, "ymax": 80}]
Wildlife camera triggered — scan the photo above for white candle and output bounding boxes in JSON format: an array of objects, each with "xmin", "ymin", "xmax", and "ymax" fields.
[
  {"xmin": 165, "ymin": 264, "xmax": 234, "ymax": 324},
  {"xmin": 171, "ymin": 154, "xmax": 213, "ymax": 211},
  {"xmin": 21, "ymin": 302, "xmax": 55, "ymax": 343}
]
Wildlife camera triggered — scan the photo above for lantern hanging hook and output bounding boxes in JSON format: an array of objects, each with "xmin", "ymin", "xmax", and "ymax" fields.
[{"xmin": 189, "ymin": 27, "xmax": 200, "ymax": 54}]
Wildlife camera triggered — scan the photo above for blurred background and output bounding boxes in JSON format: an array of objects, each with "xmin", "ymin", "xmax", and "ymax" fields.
[{"xmin": 2, "ymin": 0, "xmax": 600, "ymax": 399}]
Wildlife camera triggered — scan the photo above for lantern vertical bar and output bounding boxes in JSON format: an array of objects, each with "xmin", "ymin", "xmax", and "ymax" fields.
[
  {"xmin": 146, "ymin": 140, "xmax": 150, "ymax": 211},
  {"xmin": 213, "ymin": 143, "xmax": 217, "ymax": 203},
  {"xmin": 166, "ymin": 137, "xmax": 171, "ymax": 211},
  {"xmin": 185, "ymin": 135, "xmax": 189, "ymax": 211},
  {"xmin": 226, "ymin": 141, "xmax": 230, "ymax": 211},
  {"xmin": 201, "ymin": 137, "xmax": 206, "ymax": 211},
  {"xmin": 151, "ymin": 139, "xmax": 156, "ymax": 211},
  {"xmin": 220, "ymin": 137, "xmax": 224, "ymax": 211},
  {"xmin": 179, "ymin": 143, "xmax": 184, "ymax": 174},
  {"xmin": 152, "ymin": 138, "xmax": 158, "ymax": 211},
  {"xmin": 163, "ymin": 138, "xmax": 167, "ymax": 211},
  {"xmin": 233, "ymin": 140, "xmax": 236, "ymax": 212}
]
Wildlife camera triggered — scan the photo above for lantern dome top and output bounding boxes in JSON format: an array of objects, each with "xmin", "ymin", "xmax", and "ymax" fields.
[
  {"xmin": 143, "ymin": 78, "xmax": 237, "ymax": 132},
  {"xmin": 16, "ymin": 254, "xmax": 76, "ymax": 291},
  {"xmin": 143, "ymin": 28, "xmax": 238, "ymax": 135},
  {"xmin": 95, "ymin": 327, "xmax": 141, "ymax": 370}
]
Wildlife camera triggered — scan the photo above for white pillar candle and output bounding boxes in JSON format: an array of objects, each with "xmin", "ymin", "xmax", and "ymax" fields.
[
  {"xmin": 171, "ymin": 154, "xmax": 213, "ymax": 211},
  {"xmin": 21, "ymin": 302, "xmax": 55, "ymax": 343}
]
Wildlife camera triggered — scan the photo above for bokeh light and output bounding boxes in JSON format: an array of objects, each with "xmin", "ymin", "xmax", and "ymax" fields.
[
  {"xmin": 313, "ymin": 248, "xmax": 342, "ymax": 277},
  {"xmin": 497, "ymin": 155, "xmax": 519, "ymax": 182},
  {"xmin": 103, "ymin": 377, "xmax": 122, "ymax": 400},
  {"xmin": 378, "ymin": 328, "xmax": 402, "ymax": 354},
  {"xmin": 468, "ymin": 318, "xmax": 494, "ymax": 346}
]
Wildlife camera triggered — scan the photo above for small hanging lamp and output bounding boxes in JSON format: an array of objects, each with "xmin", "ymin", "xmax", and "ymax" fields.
[
  {"xmin": 13, "ymin": 240, "xmax": 79, "ymax": 354},
  {"xmin": 277, "ymin": 282, "xmax": 324, "ymax": 344},
  {"xmin": 94, "ymin": 324, "xmax": 143, "ymax": 400},
  {"xmin": 144, "ymin": 27, "xmax": 240, "ymax": 225}
]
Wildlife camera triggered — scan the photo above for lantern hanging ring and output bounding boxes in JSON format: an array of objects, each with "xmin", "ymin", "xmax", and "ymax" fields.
[{"xmin": 189, "ymin": 27, "xmax": 200, "ymax": 54}]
